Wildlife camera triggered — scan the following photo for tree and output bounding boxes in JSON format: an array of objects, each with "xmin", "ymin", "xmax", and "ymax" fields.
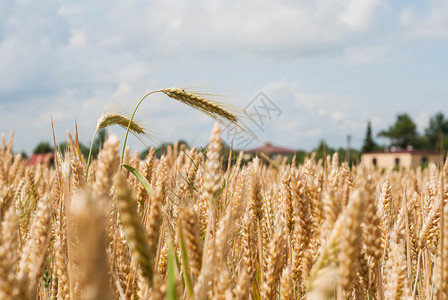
[
  {"xmin": 361, "ymin": 121, "xmax": 379, "ymax": 152},
  {"xmin": 20, "ymin": 151, "xmax": 29, "ymax": 159},
  {"xmin": 310, "ymin": 140, "xmax": 360, "ymax": 165},
  {"xmin": 33, "ymin": 142, "xmax": 53, "ymax": 154},
  {"xmin": 424, "ymin": 112, "xmax": 448, "ymax": 150},
  {"xmin": 312, "ymin": 140, "xmax": 335, "ymax": 162},
  {"xmin": 336, "ymin": 147, "xmax": 361, "ymax": 165},
  {"xmin": 378, "ymin": 114, "xmax": 419, "ymax": 149}
]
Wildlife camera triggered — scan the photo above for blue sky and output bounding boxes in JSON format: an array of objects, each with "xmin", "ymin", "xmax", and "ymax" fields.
[{"xmin": 1, "ymin": 0, "xmax": 447, "ymax": 153}]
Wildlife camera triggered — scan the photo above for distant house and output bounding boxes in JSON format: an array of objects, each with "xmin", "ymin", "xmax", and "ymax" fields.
[
  {"xmin": 361, "ymin": 148, "xmax": 442, "ymax": 169},
  {"xmin": 244, "ymin": 142, "xmax": 296, "ymax": 160},
  {"xmin": 26, "ymin": 153, "xmax": 55, "ymax": 166}
]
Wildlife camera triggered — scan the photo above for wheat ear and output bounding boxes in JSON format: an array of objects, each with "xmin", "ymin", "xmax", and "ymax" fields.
[
  {"xmin": 161, "ymin": 87, "xmax": 237, "ymax": 123},
  {"xmin": 115, "ymin": 172, "xmax": 154, "ymax": 287},
  {"xmin": 86, "ymin": 111, "xmax": 147, "ymax": 175},
  {"xmin": 261, "ymin": 213, "xmax": 288, "ymax": 299},
  {"xmin": 384, "ymin": 231, "xmax": 408, "ymax": 300},
  {"xmin": 338, "ymin": 189, "xmax": 365, "ymax": 297},
  {"xmin": 69, "ymin": 190, "xmax": 111, "ymax": 300},
  {"xmin": 0, "ymin": 207, "xmax": 19, "ymax": 299},
  {"xmin": 92, "ymin": 135, "xmax": 120, "ymax": 200},
  {"xmin": 16, "ymin": 194, "xmax": 53, "ymax": 298},
  {"xmin": 178, "ymin": 207, "xmax": 203, "ymax": 279},
  {"xmin": 121, "ymin": 87, "xmax": 246, "ymax": 166}
]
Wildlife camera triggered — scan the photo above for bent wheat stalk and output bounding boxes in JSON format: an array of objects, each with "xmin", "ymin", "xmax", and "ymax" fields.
[
  {"xmin": 121, "ymin": 90, "xmax": 162, "ymax": 165},
  {"xmin": 86, "ymin": 111, "xmax": 147, "ymax": 177},
  {"xmin": 120, "ymin": 87, "xmax": 245, "ymax": 165}
]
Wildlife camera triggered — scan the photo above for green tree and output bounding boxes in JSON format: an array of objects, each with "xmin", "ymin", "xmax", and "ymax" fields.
[
  {"xmin": 310, "ymin": 140, "xmax": 360, "ymax": 166},
  {"xmin": 294, "ymin": 150, "xmax": 307, "ymax": 165},
  {"xmin": 424, "ymin": 112, "xmax": 448, "ymax": 150},
  {"xmin": 313, "ymin": 140, "xmax": 335, "ymax": 162},
  {"xmin": 336, "ymin": 147, "xmax": 361, "ymax": 165},
  {"xmin": 361, "ymin": 121, "xmax": 379, "ymax": 152},
  {"xmin": 378, "ymin": 114, "xmax": 419, "ymax": 149},
  {"xmin": 33, "ymin": 142, "xmax": 53, "ymax": 154},
  {"xmin": 20, "ymin": 151, "xmax": 29, "ymax": 159}
]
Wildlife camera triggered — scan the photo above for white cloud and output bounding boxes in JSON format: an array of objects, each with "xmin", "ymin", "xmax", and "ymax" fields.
[
  {"xmin": 415, "ymin": 112, "xmax": 430, "ymax": 133},
  {"xmin": 93, "ymin": 0, "xmax": 387, "ymax": 58},
  {"xmin": 369, "ymin": 116, "xmax": 384, "ymax": 127},
  {"xmin": 254, "ymin": 80, "xmax": 367, "ymax": 149},
  {"xmin": 297, "ymin": 128, "xmax": 323, "ymax": 138},
  {"xmin": 342, "ymin": 46, "xmax": 391, "ymax": 64},
  {"xmin": 339, "ymin": 0, "xmax": 382, "ymax": 30},
  {"xmin": 69, "ymin": 32, "xmax": 87, "ymax": 47},
  {"xmin": 317, "ymin": 108, "xmax": 326, "ymax": 116},
  {"xmin": 399, "ymin": 0, "xmax": 448, "ymax": 38},
  {"xmin": 331, "ymin": 111, "xmax": 346, "ymax": 122}
]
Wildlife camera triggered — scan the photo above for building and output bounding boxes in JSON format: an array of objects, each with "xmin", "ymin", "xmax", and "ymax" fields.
[
  {"xmin": 361, "ymin": 148, "xmax": 442, "ymax": 169},
  {"xmin": 244, "ymin": 142, "xmax": 296, "ymax": 160},
  {"xmin": 26, "ymin": 153, "xmax": 55, "ymax": 166}
]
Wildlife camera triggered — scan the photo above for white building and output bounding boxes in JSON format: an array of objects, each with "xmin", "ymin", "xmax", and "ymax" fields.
[{"xmin": 361, "ymin": 149, "xmax": 443, "ymax": 169}]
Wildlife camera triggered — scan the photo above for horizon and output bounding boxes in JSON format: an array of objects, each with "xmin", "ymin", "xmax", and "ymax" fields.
[{"xmin": 15, "ymin": 122, "xmax": 444, "ymax": 157}]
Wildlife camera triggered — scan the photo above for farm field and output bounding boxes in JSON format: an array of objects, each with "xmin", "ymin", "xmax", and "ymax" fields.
[
  {"xmin": 2, "ymin": 1, "xmax": 448, "ymax": 299},
  {"xmin": 0, "ymin": 123, "xmax": 447, "ymax": 300}
]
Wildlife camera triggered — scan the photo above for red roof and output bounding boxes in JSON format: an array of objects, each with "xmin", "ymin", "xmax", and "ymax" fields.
[
  {"xmin": 26, "ymin": 153, "xmax": 54, "ymax": 166},
  {"xmin": 245, "ymin": 143, "xmax": 296, "ymax": 154}
]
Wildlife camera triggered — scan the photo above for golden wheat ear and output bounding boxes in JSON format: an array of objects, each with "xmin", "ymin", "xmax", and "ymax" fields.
[
  {"xmin": 96, "ymin": 112, "xmax": 146, "ymax": 136},
  {"xmin": 87, "ymin": 111, "xmax": 148, "ymax": 176},
  {"xmin": 161, "ymin": 87, "xmax": 255, "ymax": 138},
  {"xmin": 161, "ymin": 88, "xmax": 238, "ymax": 123}
]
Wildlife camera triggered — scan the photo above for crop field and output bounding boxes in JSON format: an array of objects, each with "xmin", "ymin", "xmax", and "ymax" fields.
[{"xmin": 0, "ymin": 89, "xmax": 447, "ymax": 299}]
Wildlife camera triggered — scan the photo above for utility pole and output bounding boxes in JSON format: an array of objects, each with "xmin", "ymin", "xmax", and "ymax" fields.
[{"xmin": 346, "ymin": 134, "xmax": 351, "ymax": 164}]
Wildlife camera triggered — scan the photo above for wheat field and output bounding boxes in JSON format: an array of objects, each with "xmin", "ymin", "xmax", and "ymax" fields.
[{"xmin": 0, "ymin": 123, "xmax": 447, "ymax": 300}]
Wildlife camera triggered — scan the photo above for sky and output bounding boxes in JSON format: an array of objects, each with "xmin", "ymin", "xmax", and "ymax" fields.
[{"xmin": 1, "ymin": 0, "xmax": 447, "ymax": 154}]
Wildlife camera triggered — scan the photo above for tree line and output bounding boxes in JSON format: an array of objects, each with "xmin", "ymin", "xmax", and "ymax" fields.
[{"xmin": 362, "ymin": 112, "xmax": 448, "ymax": 152}]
